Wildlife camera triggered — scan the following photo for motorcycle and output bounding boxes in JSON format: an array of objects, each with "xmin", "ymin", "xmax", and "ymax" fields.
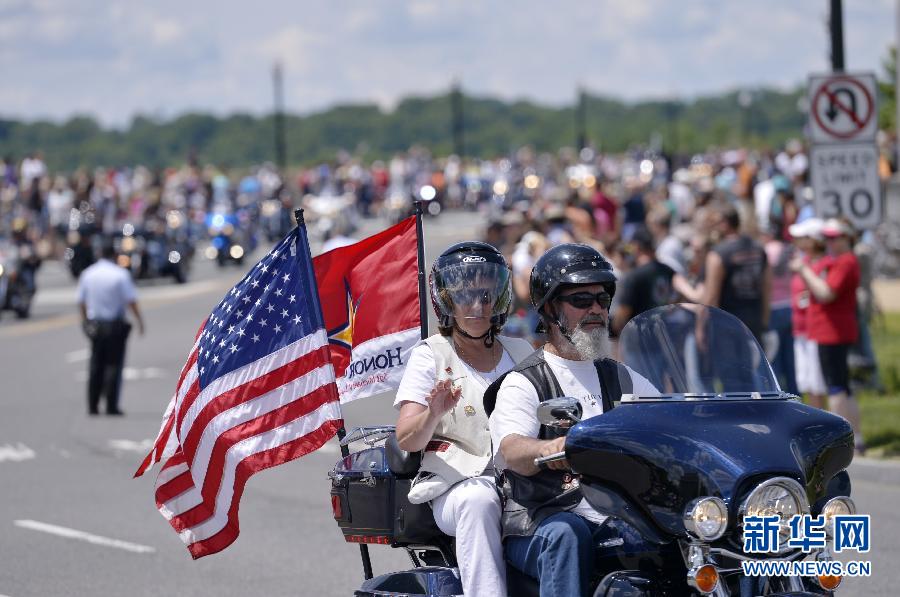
[
  {"xmin": 110, "ymin": 222, "xmax": 188, "ymax": 284},
  {"xmin": 0, "ymin": 240, "xmax": 39, "ymax": 319},
  {"xmin": 328, "ymin": 305, "xmax": 855, "ymax": 596},
  {"xmin": 204, "ymin": 212, "xmax": 248, "ymax": 267}
]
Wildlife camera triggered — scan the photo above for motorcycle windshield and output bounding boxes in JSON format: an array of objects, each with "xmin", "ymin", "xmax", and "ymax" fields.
[{"xmin": 617, "ymin": 304, "xmax": 780, "ymax": 397}]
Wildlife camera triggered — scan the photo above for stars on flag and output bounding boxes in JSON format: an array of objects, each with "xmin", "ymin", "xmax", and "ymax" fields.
[{"xmin": 194, "ymin": 233, "xmax": 318, "ymax": 386}]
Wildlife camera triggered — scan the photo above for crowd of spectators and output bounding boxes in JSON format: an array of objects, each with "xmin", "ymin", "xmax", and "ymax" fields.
[{"xmin": 0, "ymin": 141, "xmax": 893, "ymax": 440}]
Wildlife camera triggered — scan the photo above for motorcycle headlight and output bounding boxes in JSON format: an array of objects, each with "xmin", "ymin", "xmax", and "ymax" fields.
[
  {"xmin": 684, "ymin": 497, "xmax": 729, "ymax": 541},
  {"xmin": 230, "ymin": 245, "xmax": 244, "ymax": 259},
  {"xmin": 739, "ymin": 477, "xmax": 809, "ymax": 552},
  {"xmin": 821, "ymin": 496, "xmax": 856, "ymax": 532},
  {"xmin": 168, "ymin": 251, "xmax": 181, "ymax": 264}
]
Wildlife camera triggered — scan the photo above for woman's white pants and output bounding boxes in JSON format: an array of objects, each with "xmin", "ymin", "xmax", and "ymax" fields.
[{"xmin": 431, "ymin": 475, "xmax": 506, "ymax": 596}]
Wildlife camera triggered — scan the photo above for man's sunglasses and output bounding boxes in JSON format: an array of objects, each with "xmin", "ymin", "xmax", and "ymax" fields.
[
  {"xmin": 450, "ymin": 288, "xmax": 494, "ymax": 306},
  {"xmin": 554, "ymin": 291, "xmax": 612, "ymax": 310}
]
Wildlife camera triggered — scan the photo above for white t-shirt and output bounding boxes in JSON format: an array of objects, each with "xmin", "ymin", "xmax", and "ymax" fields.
[
  {"xmin": 489, "ymin": 350, "xmax": 659, "ymax": 523},
  {"xmin": 393, "ymin": 341, "xmax": 516, "ymax": 409}
]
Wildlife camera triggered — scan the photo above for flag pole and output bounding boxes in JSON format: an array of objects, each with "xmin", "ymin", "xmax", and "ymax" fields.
[
  {"xmin": 293, "ymin": 208, "xmax": 374, "ymax": 580},
  {"xmin": 414, "ymin": 201, "xmax": 429, "ymax": 340}
]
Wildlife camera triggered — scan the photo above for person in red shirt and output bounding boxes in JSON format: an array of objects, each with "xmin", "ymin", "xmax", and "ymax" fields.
[
  {"xmin": 787, "ymin": 218, "xmax": 827, "ymax": 409},
  {"xmin": 790, "ymin": 217, "xmax": 863, "ymax": 453}
]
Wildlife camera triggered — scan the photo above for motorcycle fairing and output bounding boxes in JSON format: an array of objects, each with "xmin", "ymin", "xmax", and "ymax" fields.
[{"xmin": 567, "ymin": 398, "xmax": 853, "ymax": 538}]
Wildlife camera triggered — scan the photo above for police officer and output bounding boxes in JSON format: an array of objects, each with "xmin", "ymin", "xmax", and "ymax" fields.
[
  {"xmin": 486, "ymin": 243, "xmax": 658, "ymax": 597},
  {"xmin": 78, "ymin": 242, "xmax": 145, "ymax": 415}
]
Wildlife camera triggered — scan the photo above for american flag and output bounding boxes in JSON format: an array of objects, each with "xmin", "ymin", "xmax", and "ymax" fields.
[{"xmin": 135, "ymin": 226, "xmax": 343, "ymax": 558}]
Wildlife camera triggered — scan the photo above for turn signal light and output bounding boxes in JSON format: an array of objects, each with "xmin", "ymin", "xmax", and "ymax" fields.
[
  {"xmin": 817, "ymin": 574, "xmax": 842, "ymax": 590},
  {"xmin": 344, "ymin": 535, "xmax": 391, "ymax": 545},
  {"xmin": 330, "ymin": 494, "xmax": 342, "ymax": 519},
  {"xmin": 687, "ymin": 564, "xmax": 719, "ymax": 594}
]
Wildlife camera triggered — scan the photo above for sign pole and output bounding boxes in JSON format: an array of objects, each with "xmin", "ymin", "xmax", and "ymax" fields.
[
  {"xmin": 896, "ymin": 0, "xmax": 900, "ymax": 163},
  {"xmin": 830, "ymin": 0, "xmax": 845, "ymax": 72}
]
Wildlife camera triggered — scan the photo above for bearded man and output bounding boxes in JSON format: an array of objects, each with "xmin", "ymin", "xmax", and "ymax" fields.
[{"xmin": 485, "ymin": 243, "xmax": 659, "ymax": 597}]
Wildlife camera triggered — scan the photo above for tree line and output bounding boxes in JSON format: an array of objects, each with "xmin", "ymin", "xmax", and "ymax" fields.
[{"xmin": 0, "ymin": 86, "xmax": 853, "ymax": 172}]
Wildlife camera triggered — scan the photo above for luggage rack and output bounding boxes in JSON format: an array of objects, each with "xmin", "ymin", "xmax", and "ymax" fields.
[{"xmin": 339, "ymin": 425, "xmax": 397, "ymax": 447}]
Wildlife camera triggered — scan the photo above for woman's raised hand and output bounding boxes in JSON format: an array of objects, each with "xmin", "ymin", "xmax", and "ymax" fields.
[{"xmin": 426, "ymin": 378, "xmax": 462, "ymax": 416}]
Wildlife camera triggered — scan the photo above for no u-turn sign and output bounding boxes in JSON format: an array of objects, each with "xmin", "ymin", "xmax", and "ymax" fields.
[
  {"xmin": 808, "ymin": 72, "xmax": 881, "ymax": 231},
  {"xmin": 808, "ymin": 73, "xmax": 877, "ymax": 144}
]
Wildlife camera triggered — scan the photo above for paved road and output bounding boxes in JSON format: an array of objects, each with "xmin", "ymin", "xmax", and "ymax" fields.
[{"xmin": 0, "ymin": 211, "xmax": 896, "ymax": 596}]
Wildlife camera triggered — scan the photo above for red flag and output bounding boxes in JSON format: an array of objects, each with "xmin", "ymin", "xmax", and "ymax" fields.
[
  {"xmin": 313, "ymin": 216, "xmax": 421, "ymax": 403},
  {"xmin": 136, "ymin": 226, "xmax": 342, "ymax": 558}
]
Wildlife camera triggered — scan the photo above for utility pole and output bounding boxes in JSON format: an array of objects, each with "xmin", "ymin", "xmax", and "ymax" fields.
[
  {"xmin": 576, "ymin": 87, "xmax": 587, "ymax": 151},
  {"xmin": 830, "ymin": 0, "xmax": 845, "ymax": 72},
  {"xmin": 451, "ymin": 80, "xmax": 464, "ymax": 158},
  {"xmin": 273, "ymin": 62, "xmax": 287, "ymax": 172}
]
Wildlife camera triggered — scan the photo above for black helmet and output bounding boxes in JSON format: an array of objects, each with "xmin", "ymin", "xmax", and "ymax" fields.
[
  {"xmin": 430, "ymin": 241, "xmax": 512, "ymax": 330},
  {"xmin": 530, "ymin": 243, "xmax": 617, "ymax": 311}
]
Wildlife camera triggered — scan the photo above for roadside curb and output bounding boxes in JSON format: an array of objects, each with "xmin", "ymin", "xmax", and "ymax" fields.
[{"xmin": 849, "ymin": 457, "xmax": 900, "ymax": 487}]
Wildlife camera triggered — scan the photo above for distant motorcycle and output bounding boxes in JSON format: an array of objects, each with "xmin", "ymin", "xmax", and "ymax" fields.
[
  {"xmin": 0, "ymin": 241, "xmax": 39, "ymax": 319},
  {"xmin": 204, "ymin": 212, "xmax": 247, "ymax": 268}
]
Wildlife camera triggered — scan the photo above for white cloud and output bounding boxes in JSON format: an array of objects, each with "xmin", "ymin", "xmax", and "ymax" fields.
[
  {"xmin": 150, "ymin": 18, "xmax": 185, "ymax": 46},
  {"xmin": 0, "ymin": 0, "xmax": 893, "ymax": 126}
]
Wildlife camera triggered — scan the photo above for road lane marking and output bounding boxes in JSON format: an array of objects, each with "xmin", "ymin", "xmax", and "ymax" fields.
[
  {"xmin": 76, "ymin": 367, "xmax": 168, "ymax": 382},
  {"xmin": 0, "ymin": 278, "xmax": 236, "ymax": 338},
  {"xmin": 109, "ymin": 439, "xmax": 154, "ymax": 453},
  {"xmin": 0, "ymin": 443, "xmax": 35, "ymax": 463},
  {"xmin": 65, "ymin": 348, "xmax": 90, "ymax": 363},
  {"xmin": 14, "ymin": 520, "xmax": 156, "ymax": 554}
]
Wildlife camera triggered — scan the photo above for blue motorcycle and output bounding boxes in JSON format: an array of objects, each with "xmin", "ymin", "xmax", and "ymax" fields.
[{"xmin": 329, "ymin": 305, "xmax": 855, "ymax": 596}]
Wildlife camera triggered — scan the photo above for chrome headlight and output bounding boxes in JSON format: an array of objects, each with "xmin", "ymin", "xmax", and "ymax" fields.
[
  {"xmin": 739, "ymin": 477, "xmax": 809, "ymax": 553},
  {"xmin": 684, "ymin": 497, "xmax": 729, "ymax": 541},
  {"xmin": 821, "ymin": 496, "xmax": 856, "ymax": 532}
]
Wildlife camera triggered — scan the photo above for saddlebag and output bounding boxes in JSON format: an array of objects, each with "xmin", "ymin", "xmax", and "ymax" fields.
[{"xmin": 329, "ymin": 445, "xmax": 444, "ymax": 546}]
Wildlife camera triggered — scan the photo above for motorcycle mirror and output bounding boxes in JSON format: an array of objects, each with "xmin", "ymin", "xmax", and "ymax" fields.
[{"xmin": 537, "ymin": 397, "xmax": 583, "ymax": 429}]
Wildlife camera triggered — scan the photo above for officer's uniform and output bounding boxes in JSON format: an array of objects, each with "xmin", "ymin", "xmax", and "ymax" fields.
[{"xmin": 77, "ymin": 258, "xmax": 138, "ymax": 415}]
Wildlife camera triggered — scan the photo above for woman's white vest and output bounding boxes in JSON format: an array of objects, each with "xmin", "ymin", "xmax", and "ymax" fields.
[{"xmin": 408, "ymin": 333, "xmax": 532, "ymax": 503}]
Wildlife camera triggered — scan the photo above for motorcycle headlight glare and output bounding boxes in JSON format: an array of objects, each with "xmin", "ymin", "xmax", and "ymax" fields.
[
  {"xmin": 821, "ymin": 496, "xmax": 856, "ymax": 529},
  {"xmin": 168, "ymin": 251, "xmax": 181, "ymax": 264},
  {"xmin": 740, "ymin": 477, "xmax": 809, "ymax": 552},
  {"xmin": 684, "ymin": 497, "xmax": 728, "ymax": 541},
  {"xmin": 230, "ymin": 245, "xmax": 244, "ymax": 259}
]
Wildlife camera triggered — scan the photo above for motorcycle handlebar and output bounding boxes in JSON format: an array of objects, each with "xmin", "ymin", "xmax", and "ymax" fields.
[{"xmin": 533, "ymin": 451, "xmax": 566, "ymax": 470}]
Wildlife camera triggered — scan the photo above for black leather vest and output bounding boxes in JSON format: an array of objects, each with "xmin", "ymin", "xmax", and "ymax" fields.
[{"xmin": 484, "ymin": 349, "xmax": 631, "ymax": 538}]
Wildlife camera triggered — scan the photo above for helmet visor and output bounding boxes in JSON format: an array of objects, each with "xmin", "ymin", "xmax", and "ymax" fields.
[{"xmin": 434, "ymin": 262, "xmax": 512, "ymax": 321}]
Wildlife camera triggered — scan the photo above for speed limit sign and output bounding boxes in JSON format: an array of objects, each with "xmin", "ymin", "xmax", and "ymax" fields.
[{"xmin": 810, "ymin": 144, "xmax": 882, "ymax": 230}]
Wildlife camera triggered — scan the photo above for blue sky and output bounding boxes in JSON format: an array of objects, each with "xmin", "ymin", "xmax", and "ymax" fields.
[{"xmin": 1, "ymin": 0, "xmax": 894, "ymax": 126}]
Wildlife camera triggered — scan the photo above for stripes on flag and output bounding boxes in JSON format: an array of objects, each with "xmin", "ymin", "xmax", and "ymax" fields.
[{"xmin": 135, "ymin": 227, "xmax": 344, "ymax": 558}]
